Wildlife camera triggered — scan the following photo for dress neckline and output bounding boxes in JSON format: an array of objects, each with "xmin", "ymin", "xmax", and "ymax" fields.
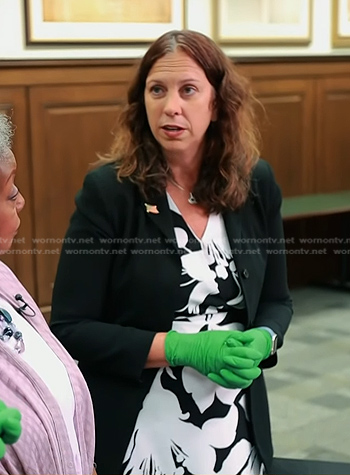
[{"xmin": 166, "ymin": 192, "xmax": 212, "ymax": 242}]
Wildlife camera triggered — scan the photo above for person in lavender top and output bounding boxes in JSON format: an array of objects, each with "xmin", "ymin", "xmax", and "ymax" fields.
[{"xmin": 0, "ymin": 113, "xmax": 96, "ymax": 475}]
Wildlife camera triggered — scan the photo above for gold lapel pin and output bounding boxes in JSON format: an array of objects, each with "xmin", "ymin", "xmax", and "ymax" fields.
[{"xmin": 144, "ymin": 203, "xmax": 159, "ymax": 214}]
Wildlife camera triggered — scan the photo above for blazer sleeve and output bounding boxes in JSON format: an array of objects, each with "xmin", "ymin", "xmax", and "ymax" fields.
[
  {"xmin": 251, "ymin": 160, "xmax": 293, "ymax": 366},
  {"xmin": 50, "ymin": 167, "xmax": 156, "ymax": 382}
]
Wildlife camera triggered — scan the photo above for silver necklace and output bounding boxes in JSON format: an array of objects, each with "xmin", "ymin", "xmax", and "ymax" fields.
[{"xmin": 168, "ymin": 178, "xmax": 197, "ymax": 205}]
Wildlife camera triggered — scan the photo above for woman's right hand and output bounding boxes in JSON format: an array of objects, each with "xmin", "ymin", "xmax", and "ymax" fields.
[
  {"xmin": 0, "ymin": 400, "xmax": 22, "ymax": 458},
  {"xmin": 164, "ymin": 330, "xmax": 262, "ymax": 388}
]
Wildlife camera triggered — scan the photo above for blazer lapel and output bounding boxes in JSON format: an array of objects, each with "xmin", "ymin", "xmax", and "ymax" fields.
[
  {"xmin": 145, "ymin": 198, "xmax": 245, "ymax": 254},
  {"xmin": 223, "ymin": 208, "xmax": 242, "ymax": 255},
  {"xmin": 223, "ymin": 208, "xmax": 253, "ymax": 323},
  {"xmin": 143, "ymin": 193, "xmax": 178, "ymax": 251}
]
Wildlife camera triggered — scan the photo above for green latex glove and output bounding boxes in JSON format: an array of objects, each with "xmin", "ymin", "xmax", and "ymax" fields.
[
  {"xmin": 221, "ymin": 341, "xmax": 266, "ymax": 368},
  {"xmin": 165, "ymin": 330, "xmax": 262, "ymax": 388},
  {"xmin": 0, "ymin": 400, "xmax": 22, "ymax": 459},
  {"xmin": 235, "ymin": 328, "xmax": 273, "ymax": 364},
  {"xmin": 207, "ymin": 365, "xmax": 261, "ymax": 389}
]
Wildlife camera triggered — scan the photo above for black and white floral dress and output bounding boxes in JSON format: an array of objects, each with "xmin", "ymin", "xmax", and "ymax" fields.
[{"xmin": 122, "ymin": 196, "xmax": 264, "ymax": 475}]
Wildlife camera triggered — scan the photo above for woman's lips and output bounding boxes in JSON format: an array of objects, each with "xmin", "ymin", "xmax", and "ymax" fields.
[{"xmin": 161, "ymin": 125, "xmax": 185, "ymax": 138}]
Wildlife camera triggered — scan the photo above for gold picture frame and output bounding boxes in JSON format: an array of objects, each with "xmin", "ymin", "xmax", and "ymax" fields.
[
  {"xmin": 332, "ymin": 0, "xmax": 350, "ymax": 47},
  {"xmin": 24, "ymin": 0, "xmax": 185, "ymax": 45},
  {"xmin": 214, "ymin": 0, "xmax": 312, "ymax": 45}
]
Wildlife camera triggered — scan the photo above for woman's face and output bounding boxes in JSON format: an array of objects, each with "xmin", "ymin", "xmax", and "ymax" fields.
[
  {"xmin": 144, "ymin": 50, "xmax": 217, "ymax": 163},
  {"xmin": 0, "ymin": 149, "xmax": 25, "ymax": 253}
]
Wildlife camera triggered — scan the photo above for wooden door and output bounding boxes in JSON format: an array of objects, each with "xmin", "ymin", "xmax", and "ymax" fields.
[
  {"xmin": 316, "ymin": 77, "xmax": 350, "ymax": 193},
  {"xmin": 252, "ymin": 78, "xmax": 315, "ymax": 197},
  {"xmin": 0, "ymin": 87, "xmax": 36, "ymax": 296},
  {"xmin": 29, "ymin": 83, "xmax": 128, "ymax": 311}
]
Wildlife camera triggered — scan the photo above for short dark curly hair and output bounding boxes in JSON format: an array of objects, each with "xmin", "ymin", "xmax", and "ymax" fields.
[{"xmin": 0, "ymin": 114, "xmax": 14, "ymax": 160}]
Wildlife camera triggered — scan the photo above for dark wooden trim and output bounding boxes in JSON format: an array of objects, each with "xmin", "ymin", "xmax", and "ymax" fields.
[
  {"xmin": 0, "ymin": 58, "xmax": 137, "ymax": 68},
  {"xmin": 2, "ymin": 57, "xmax": 350, "ymax": 88},
  {"xmin": 233, "ymin": 55, "xmax": 350, "ymax": 64},
  {"xmin": 0, "ymin": 64, "xmax": 136, "ymax": 86},
  {"xmin": 1, "ymin": 55, "xmax": 350, "ymax": 69}
]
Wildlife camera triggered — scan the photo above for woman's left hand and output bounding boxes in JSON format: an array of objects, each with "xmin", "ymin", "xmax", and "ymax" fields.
[{"xmin": 234, "ymin": 329, "xmax": 272, "ymax": 364}]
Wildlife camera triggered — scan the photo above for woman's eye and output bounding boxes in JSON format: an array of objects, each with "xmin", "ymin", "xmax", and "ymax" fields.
[
  {"xmin": 150, "ymin": 85, "xmax": 163, "ymax": 95},
  {"xmin": 9, "ymin": 186, "xmax": 19, "ymax": 201},
  {"xmin": 183, "ymin": 86, "xmax": 196, "ymax": 95}
]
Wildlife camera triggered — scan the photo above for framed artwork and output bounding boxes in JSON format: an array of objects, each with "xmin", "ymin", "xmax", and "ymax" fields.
[
  {"xmin": 214, "ymin": 0, "xmax": 312, "ymax": 45},
  {"xmin": 24, "ymin": 0, "xmax": 185, "ymax": 44},
  {"xmin": 332, "ymin": 0, "xmax": 350, "ymax": 47}
]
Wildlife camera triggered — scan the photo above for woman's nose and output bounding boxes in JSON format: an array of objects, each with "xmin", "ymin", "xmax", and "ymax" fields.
[
  {"xmin": 17, "ymin": 192, "xmax": 25, "ymax": 212},
  {"xmin": 164, "ymin": 92, "xmax": 182, "ymax": 116}
]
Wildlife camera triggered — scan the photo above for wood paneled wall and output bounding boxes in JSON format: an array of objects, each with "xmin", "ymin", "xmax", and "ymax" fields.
[
  {"xmin": 315, "ymin": 77, "xmax": 350, "ymax": 192},
  {"xmin": 251, "ymin": 78, "xmax": 315, "ymax": 196},
  {"xmin": 1, "ymin": 57, "xmax": 350, "ymax": 311},
  {"xmin": 237, "ymin": 60, "xmax": 350, "ymax": 198},
  {"xmin": 0, "ymin": 87, "xmax": 35, "ymax": 296},
  {"xmin": 29, "ymin": 84, "xmax": 127, "ymax": 307}
]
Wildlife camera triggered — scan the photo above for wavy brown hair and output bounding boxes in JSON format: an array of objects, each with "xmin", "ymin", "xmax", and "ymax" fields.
[{"xmin": 100, "ymin": 30, "xmax": 260, "ymax": 212}]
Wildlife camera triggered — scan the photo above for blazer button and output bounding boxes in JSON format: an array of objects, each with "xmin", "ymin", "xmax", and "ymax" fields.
[{"xmin": 242, "ymin": 269, "xmax": 249, "ymax": 279}]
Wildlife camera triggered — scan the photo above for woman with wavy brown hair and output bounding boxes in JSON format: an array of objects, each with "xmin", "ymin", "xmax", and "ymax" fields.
[
  {"xmin": 51, "ymin": 30, "xmax": 292, "ymax": 475},
  {"xmin": 106, "ymin": 29, "xmax": 259, "ymax": 212}
]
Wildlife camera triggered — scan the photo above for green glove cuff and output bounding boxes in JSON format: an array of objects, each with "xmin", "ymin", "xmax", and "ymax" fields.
[
  {"xmin": 258, "ymin": 329, "xmax": 273, "ymax": 360},
  {"xmin": 165, "ymin": 331, "xmax": 196, "ymax": 367},
  {"xmin": 256, "ymin": 328, "xmax": 272, "ymax": 360}
]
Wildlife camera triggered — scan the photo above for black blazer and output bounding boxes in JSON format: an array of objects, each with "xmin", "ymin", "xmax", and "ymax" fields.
[{"xmin": 50, "ymin": 158, "xmax": 293, "ymax": 475}]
